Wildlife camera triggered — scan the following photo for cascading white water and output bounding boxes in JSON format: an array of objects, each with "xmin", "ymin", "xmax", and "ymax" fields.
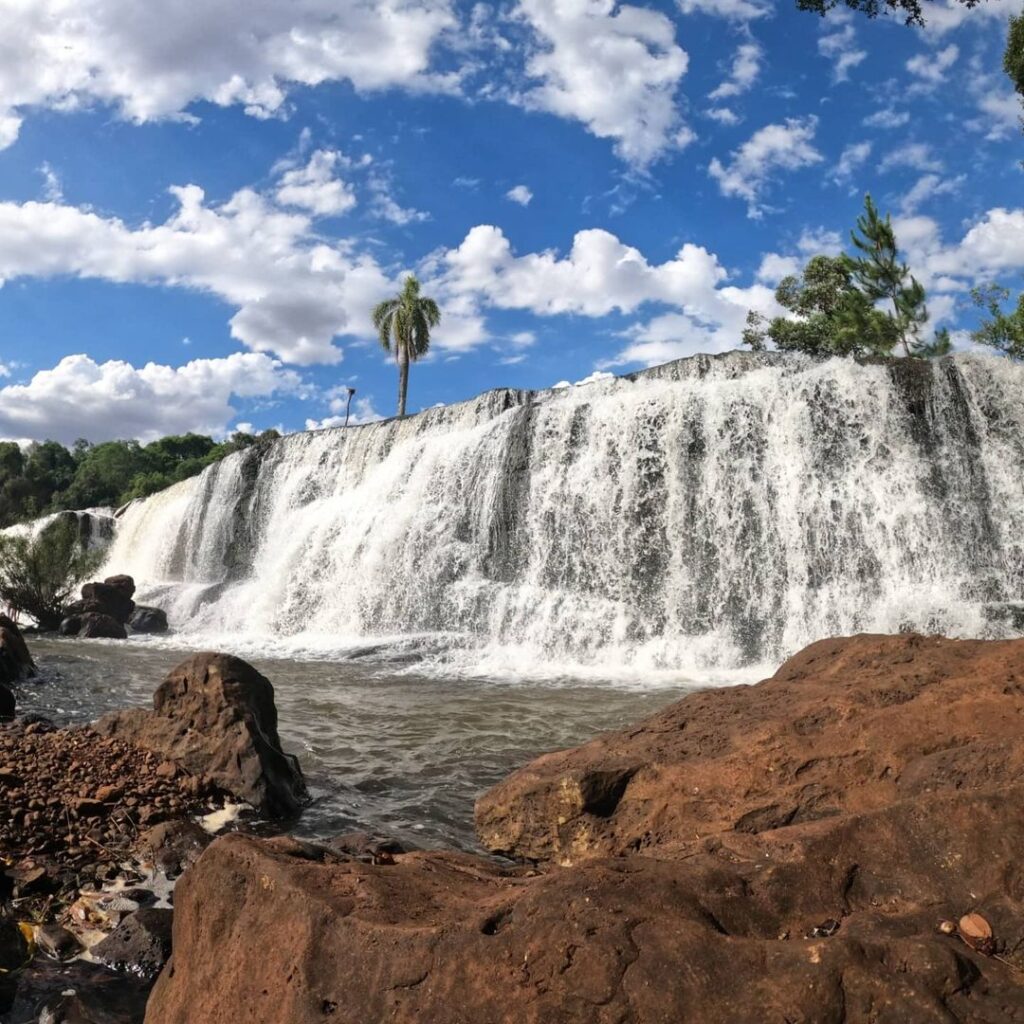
[{"xmin": 101, "ymin": 351, "xmax": 1024, "ymax": 678}]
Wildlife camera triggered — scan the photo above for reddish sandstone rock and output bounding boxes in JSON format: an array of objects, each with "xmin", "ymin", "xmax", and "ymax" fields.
[
  {"xmin": 148, "ymin": 785, "xmax": 1024, "ymax": 1024},
  {"xmin": 145, "ymin": 634, "xmax": 1024, "ymax": 1024},
  {"xmin": 95, "ymin": 653, "xmax": 307, "ymax": 817},
  {"xmin": 476, "ymin": 633, "xmax": 1024, "ymax": 864}
]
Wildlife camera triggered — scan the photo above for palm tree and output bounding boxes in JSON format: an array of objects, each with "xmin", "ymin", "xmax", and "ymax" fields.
[{"xmin": 372, "ymin": 275, "xmax": 441, "ymax": 419}]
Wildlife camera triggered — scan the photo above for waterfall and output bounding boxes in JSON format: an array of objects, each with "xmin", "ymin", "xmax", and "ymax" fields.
[
  {"xmin": 101, "ymin": 351, "xmax": 1024, "ymax": 677},
  {"xmin": 3, "ymin": 508, "xmax": 117, "ymax": 551}
]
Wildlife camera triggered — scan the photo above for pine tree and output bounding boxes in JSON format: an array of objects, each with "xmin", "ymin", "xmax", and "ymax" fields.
[{"xmin": 842, "ymin": 195, "xmax": 929, "ymax": 357}]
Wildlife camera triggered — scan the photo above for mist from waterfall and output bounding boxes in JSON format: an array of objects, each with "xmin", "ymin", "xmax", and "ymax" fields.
[{"xmin": 100, "ymin": 352, "xmax": 1024, "ymax": 681}]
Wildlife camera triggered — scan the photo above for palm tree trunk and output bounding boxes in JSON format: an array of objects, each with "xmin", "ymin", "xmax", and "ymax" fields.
[{"xmin": 397, "ymin": 347, "xmax": 410, "ymax": 418}]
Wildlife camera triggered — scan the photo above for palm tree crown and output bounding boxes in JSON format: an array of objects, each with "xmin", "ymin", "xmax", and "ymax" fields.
[{"xmin": 372, "ymin": 275, "xmax": 441, "ymax": 418}]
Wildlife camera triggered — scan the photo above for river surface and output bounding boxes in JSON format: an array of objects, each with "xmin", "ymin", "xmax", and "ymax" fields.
[{"xmin": 18, "ymin": 638, "xmax": 705, "ymax": 851}]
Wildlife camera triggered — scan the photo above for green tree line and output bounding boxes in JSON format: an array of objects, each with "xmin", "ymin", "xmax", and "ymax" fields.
[{"xmin": 0, "ymin": 429, "xmax": 279, "ymax": 530}]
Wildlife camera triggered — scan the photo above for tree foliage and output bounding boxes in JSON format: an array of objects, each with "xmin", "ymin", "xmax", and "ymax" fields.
[
  {"xmin": 0, "ymin": 518, "xmax": 103, "ymax": 630},
  {"xmin": 744, "ymin": 196, "xmax": 950, "ymax": 360},
  {"xmin": 743, "ymin": 256, "xmax": 899, "ymax": 357},
  {"xmin": 372, "ymin": 275, "xmax": 442, "ymax": 419},
  {"xmin": 1007, "ymin": 14, "xmax": 1024, "ymax": 98},
  {"xmin": 0, "ymin": 429, "xmax": 280, "ymax": 530},
  {"xmin": 971, "ymin": 285, "xmax": 1024, "ymax": 359},
  {"xmin": 796, "ymin": 0, "xmax": 984, "ymax": 27}
]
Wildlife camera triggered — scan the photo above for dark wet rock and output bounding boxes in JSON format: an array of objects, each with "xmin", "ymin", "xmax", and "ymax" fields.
[
  {"xmin": 0, "ymin": 682, "xmax": 13, "ymax": 721},
  {"xmin": 59, "ymin": 615, "xmax": 84, "ymax": 637},
  {"xmin": 80, "ymin": 582, "xmax": 135, "ymax": 625},
  {"xmin": 128, "ymin": 607, "xmax": 168, "ymax": 635},
  {"xmin": 95, "ymin": 653, "xmax": 307, "ymax": 818},
  {"xmin": 77, "ymin": 614, "xmax": 128, "ymax": 640},
  {"xmin": 0, "ymin": 910, "xmax": 28, "ymax": 972},
  {"xmin": 36, "ymin": 923, "xmax": 82, "ymax": 961},
  {"xmin": 324, "ymin": 831, "xmax": 412, "ymax": 864},
  {"xmin": 1, "ymin": 957, "xmax": 151, "ymax": 1024},
  {"xmin": 136, "ymin": 821, "xmax": 211, "ymax": 878},
  {"xmin": 0, "ymin": 616, "xmax": 35, "ymax": 684},
  {"xmin": 92, "ymin": 908, "xmax": 173, "ymax": 980},
  {"xmin": 5, "ymin": 863, "xmax": 56, "ymax": 896},
  {"xmin": 103, "ymin": 575, "xmax": 136, "ymax": 600}
]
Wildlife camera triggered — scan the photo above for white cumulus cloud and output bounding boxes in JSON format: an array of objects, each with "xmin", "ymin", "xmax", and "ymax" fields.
[
  {"xmin": 676, "ymin": 0, "xmax": 770, "ymax": 19},
  {"xmin": 863, "ymin": 108, "xmax": 911, "ymax": 129},
  {"xmin": 818, "ymin": 10, "xmax": 867, "ymax": 83},
  {"xmin": 906, "ymin": 43, "xmax": 959, "ymax": 90},
  {"xmin": 0, "ymin": 353, "xmax": 301, "ymax": 444},
  {"xmin": 431, "ymin": 224, "xmax": 779, "ymax": 366},
  {"xmin": 831, "ymin": 140, "xmax": 872, "ymax": 187},
  {"xmin": 0, "ymin": 0, "xmax": 460, "ymax": 150},
  {"xmin": 708, "ymin": 117, "xmax": 823, "ymax": 218},
  {"xmin": 0, "ymin": 184, "xmax": 395, "ymax": 366},
  {"xmin": 305, "ymin": 395, "xmax": 383, "ymax": 430},
  {"xmin": 514, "ymin": 0, "xmax": 691, "ymax": 167},
  {"xmin": 708, "ymin": 42, "xmax": 763, "ymax": 100},
  {"xmin": 275, "ymin": 150, "xmax": 357, "ymax": 217},
  {"xmin": 506, "ymin": 185, "xmax": 534, "ymax": 206}
]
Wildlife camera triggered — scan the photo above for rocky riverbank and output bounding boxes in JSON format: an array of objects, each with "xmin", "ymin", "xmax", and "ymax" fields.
[
  {"xmin": 147, "ymin": 633, "xmax": 1024, "ymax": 1024},
  {"xmin": 0, "ymin": 617, "xmax": 306, "ymax": 1023}
]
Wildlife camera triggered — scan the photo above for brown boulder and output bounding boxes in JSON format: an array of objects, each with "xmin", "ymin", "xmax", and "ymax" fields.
[
  {"xmin": 94, "ymin": 653, "xmax": 307, "ymax": 817},
  {"xmin": 477, "ymin": 633, "xmax": 1024, "ymax": 864}
]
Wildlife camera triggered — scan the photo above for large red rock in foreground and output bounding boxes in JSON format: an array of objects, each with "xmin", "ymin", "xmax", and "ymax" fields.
[
  {"xmin": 477, "ymin": 633, "xmax": 1024, "ymax": 864},
  {"xmin": 145, "ymin": 635, "xmax": 1024, "ymax": 1024}
]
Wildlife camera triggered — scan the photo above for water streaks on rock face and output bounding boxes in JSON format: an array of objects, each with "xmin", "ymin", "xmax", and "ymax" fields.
[
  {"xmin": 101, "ymin": 353, "xmax": 1024, "ymax": 674},
  {"xmin": 145, "ymin": 635, "xmax": 1024, "ymax": 1024}
]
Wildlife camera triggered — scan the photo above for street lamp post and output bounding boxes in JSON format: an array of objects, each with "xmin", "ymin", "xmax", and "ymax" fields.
[{"xmin": 344, "ymin": 387, "xmax": 356, "ymax": 428}]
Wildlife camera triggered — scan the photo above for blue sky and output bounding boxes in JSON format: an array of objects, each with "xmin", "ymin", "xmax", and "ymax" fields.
[{"xmin": 0, "ymin": 0, "xmax": 1020, "ymax": 443}]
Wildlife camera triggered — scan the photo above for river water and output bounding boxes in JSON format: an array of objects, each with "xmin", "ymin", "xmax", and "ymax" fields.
[{"xmin": 19, "ymin": 638, "xmax": 698, "ymax": 851}]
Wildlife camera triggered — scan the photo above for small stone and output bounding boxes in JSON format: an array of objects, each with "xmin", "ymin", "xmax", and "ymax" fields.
[
  {"xmin": 959, "ymin": 913, "xmax": 995, "ymax": 954},
  {"xmin": 36, "ymin": 923, "xmax": 82, "ymax": 960}
]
